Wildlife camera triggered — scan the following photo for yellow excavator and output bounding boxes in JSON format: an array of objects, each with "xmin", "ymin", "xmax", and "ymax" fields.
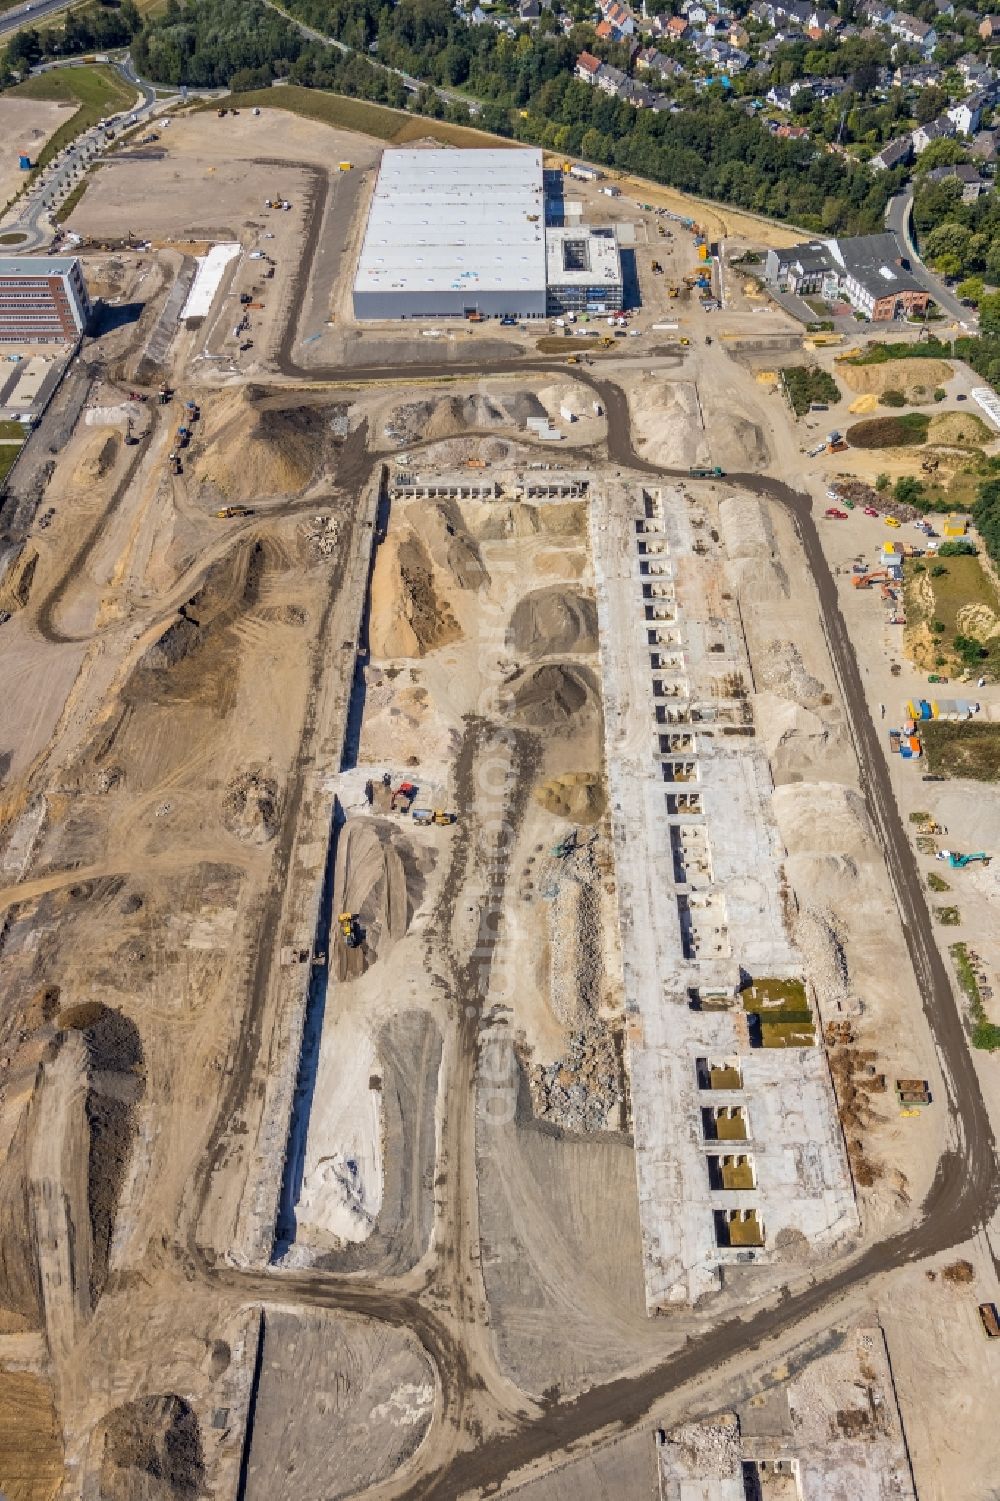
[{"xmin": 338, "ymin": 913, "xmax": 361, "ymax": 948}]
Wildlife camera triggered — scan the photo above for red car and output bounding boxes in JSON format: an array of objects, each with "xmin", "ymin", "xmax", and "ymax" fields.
[
  {"xmin": 824, "ymin": 507, "xmax": 848, "ymax": 519},
  {"xmin": 863, "ymin": 506, "xmax": 879, "ymax": 517}
]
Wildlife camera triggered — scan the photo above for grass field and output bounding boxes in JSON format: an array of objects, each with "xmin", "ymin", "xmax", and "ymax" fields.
[
  {"xmin": 903, "ymin": 553, "xmax": 1000, "ymax": 677},
  {"xmin": 923, "ymin": 721, "xmax": 1000, "ymax": 781},
  {"xmin": 223, "ymin": 84, "xmax": 520, "ymax": 150},
  {"xmin": 0, "ymin": 442, "xmax": 24, "ymax": 486},
  {"xmin": 7, "ymin": 65, "xmax": 138, "ymax": 173}
]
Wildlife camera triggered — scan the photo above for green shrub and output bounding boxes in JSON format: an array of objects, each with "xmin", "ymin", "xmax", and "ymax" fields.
[
  {"xmin": 934, "ymin": 388, "xmax": 946, "ymax": 401},
  {"xmin": 882, "ymin": 389, "xmax": 906, "ymax": 407},
  {"xmin": 937, "ymin": 538, "xmax": 977, "ymax": 557}
]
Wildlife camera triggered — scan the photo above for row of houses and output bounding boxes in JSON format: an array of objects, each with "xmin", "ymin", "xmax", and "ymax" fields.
[{"xmin": 870, "ymin": 77, "xmax": 998, "ymax": 172}]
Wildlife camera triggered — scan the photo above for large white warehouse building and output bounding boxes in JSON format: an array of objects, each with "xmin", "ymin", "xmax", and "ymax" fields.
[
  {"xmin": 353, "ymin": 148, "xmax": 548, "ymax": 321},
  {"xmin": 352, "ymin": 147, "xmax": 624, "ymax": 321}
]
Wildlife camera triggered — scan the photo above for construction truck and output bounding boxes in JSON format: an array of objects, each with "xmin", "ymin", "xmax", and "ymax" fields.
[
  {"xmin": 668, "ymin": 285, "xmax": 680, "ymax": 299},
  {"xmin": 169, "ymin": 452, "xmax": 182, "ymax": 475},
  {"xmin": 413, "ymin": 808, "xmax": 457, "ymax": 826},
  {"xmin": 158, "ymin": 384, "xmax": 172, "ymax": 405},
  {"xmin": 689, "ymin": 465, "xmax": 725, "ymax": 477},
  {"xmin": 176, "ymin": 426, "xmax": 190, "ymax": 449},
  {"xmin": 338, "ymin": 912, "xmax": 361, "ymax": 948},
  {"xmin": 214, "ymin": 505, "xmax": 254, "ymax": 518},
  {"xmin": 339, "ymin": 161, "xmax": 353, "ymax": 171},
  {"xmin": 124, "ymin": 417, "xmax": 138, "ymax": 447}
]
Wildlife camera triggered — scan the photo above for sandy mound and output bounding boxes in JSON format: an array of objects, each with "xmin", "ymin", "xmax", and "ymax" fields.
[
  {"xmin": 507, "ymin": 587, "xmax": 598, "ymax": 657},
  {"xmin": 222, "ymin": 768, "xmax": 279, "ymax": 843},
  {"xmin": 755, "ymin": 640, "xmax": 824, "ymax": 709},
  {"xmin": 957, "ymin": 601, "xmax": 1000, "ymax": 641},
  {"xmin": 535, "ymin": 771, "xmax": 605, "ymax": 823},
  {"xmin": 927, "ymin": 410, "xmax": 993, "ymax": 447},
  {"xmin": 369, "ymin": 529, "xmax": 461, "ymax": 659},
  {"xmin": 194, "ymin": 390, "xmax": 327, "ymax": 499},
  {"xmin": 0, "ymin": 544, "xmax": 38, "ymax": 614},
  {"xmin": 332, "ymin": 820, "xmax": 410, "ymax": 980},
  {"xmin": 464, "ymin": 499, "xmax": 587, "ymax": 544},
  {"xmin": 506, "ymin": 663, "xmax": 599, "ymax": 730},
  {"xmin": 629, "ymin": 376, "xmax": 706, "ymax": 467},
  {"xmin": 772, "ymin": 781, "xmax": 875, "ymax": 860},
  {"xmin": 848, "ymin": 393, "xmax": 878, "ymax": 415},
  {"xmin": 718, "ymin": 497, "xmax": 772, "ymax": 560},
  {"xmin": 754, "ymin": 692, "xmax": 833, "ymax": 776},
  {"xmin": 98, "ymin": 1394, "xmax": 204, "ymax": 1501},
  {"xmin": 70, "ymin": 431, "xmax": 120, "ymax": 489},
  {"xmin": 419, "ymin": 501, "xmax": 489, "ymax": 590},
  {"xmin": 135, "ymin": 540, "xmax": 265, "ymax": 676},
  {"xmin": 838, "ymin": 358, "xmax": 951, "ymax": 397}
]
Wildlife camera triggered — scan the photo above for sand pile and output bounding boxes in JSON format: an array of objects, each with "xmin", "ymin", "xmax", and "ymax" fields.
[
  {"xmin": 794, "ymin": 906, "xmax": 852, "ymax": 1015},
  {"xmin": 849, "ymin": 393, "xmax": 878, "ymax": 415},
  {"xmin": 71, "ymin": 431, "xmax": 120, "ymax": 489},
  {"xmin": 772, "ymin": 781, "xmax": 874, "ymax": 860},
  {"xmin": 506, "ymin": 663, "xmax": 599, "ymax": 730},
  {"xmin": 535, "ymin": 771, "xmax": 605, "ymax": 823},
  {"xmin": 708, "ymin": 410, "xmax": 768, "ymax": 470},
  {"xmin": 754, "ymin": 692, "xmax": 834, "ymax": 777},
  {"xmin": 838, "ymin": 358, "xmax": 952, "ymax": 397},
  {"xmin": 507, "ymin": 587, "xmax": 598, "ymax": 657},
  {"xmin": 98, "ymin": 1394, "xmax": 205, "ymax": 1501},
  {"xmin": 718, "ymin": 497, "xmax": 772, "ymax": 561},
  {"xmin": 629, "ymin": 377, "xmax": 706, "ymax": 468},
  {"xmin": 194, "ymin": 390, "xmax": 325, "ymax": 499},
  {"xmin": 465, "ymin": 499, "xmax": 587, "ymax": 544},
  {"xmin": 420, "ymin": 501, "xmax": 489, "ymax": 591},
  {"xmin": 755, "ymin": 640, "xmax": 824, "ymax": 709},
  {"xmin": 369, "ymin": 530, "xmax": 461, "ymax": 659},
  {"xmin": 0, "ymin": 544, "xmax": 38, "ymax": 614},
  {"xmin": 927, "ymin": 410, "xmax": 992, "ymax": 447},
  {"xmin": 223, "ymin": 768, "xmax": 279, "ymax": 843},
  {"xmin": 332, "ymin": 820, "xmax": 409, "ymax": 980},
  {"xmin": 59, "ymin": 1003, "xmax": 145, "ymax": 1305},
  {"xmin": 136, "ymin": 540, "xmax": 265, "ymax": 677}
]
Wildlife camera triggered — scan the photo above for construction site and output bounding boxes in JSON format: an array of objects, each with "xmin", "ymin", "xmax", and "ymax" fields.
[{"xmin": 0, "ymin": 90, "xmax": 998, "ymax": 1501}]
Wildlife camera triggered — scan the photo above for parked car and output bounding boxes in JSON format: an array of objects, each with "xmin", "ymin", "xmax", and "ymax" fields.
[
  {"xmin": 884, "ymin": 517, "xmax": 901, "ymax": 528},
  {"xmin": 864, "ymin": 507, "xmax": 879, "ymax": 517},
  {"xmin": 824, "ymin": 507, "xmax": 848, "ymax": 519}
]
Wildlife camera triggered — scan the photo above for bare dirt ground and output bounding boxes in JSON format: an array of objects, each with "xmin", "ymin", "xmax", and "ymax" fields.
[
  {"xmin": 0, "ymin": 99, "xmax": 74, "ymax": 209},
  {"xmin": 1, "ymin": 99, "xmax": 999, "ymax": 1501},
  {"xmin": 243, "ymin": 1309, "xmax": 434, "ymax": 1501}
]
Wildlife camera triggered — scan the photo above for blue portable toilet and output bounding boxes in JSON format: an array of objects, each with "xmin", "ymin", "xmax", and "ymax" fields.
[{"xmin": 18, "ymin": 154, "xmax": 31, "ymax": 171}]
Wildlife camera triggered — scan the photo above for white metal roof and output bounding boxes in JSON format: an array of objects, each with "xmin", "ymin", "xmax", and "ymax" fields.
[
  {"xmin": 545, "ymin": 226, "xmax": 623, "ymax": 287},
  {"xmin": 354, "ymin": 148, "xmax": 546, "ymax": 296}
]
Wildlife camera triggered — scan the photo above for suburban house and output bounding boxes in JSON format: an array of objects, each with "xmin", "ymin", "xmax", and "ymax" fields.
[
  {"xmin": 979, "ymin": 15, "xmax": 1000, "ymax": 39},
  {"xmin": 575, "ymin": 50, "xmax": 602, "ymax": 80},
  {"xmin": 889, "ymin": 12, "xmax": 937, "ymax": 48},
  {"xmin": 665, "ymin": 14, "xmax": 690, "ymax": 36},
  {"xmin": 948, "ymin": 89, "xmax": 990, "ymax": 135},
  {"xmin": 764, "ymin": 233, "xmax": 930, "ymax": 322},
  {"xmin": 870, "ymin": 135, "xmax": 915, "ymax": 170},
  {"xmin": 973, "ymin": 126, "xmax": 1000, "ymax": 159},
  {"xmin": 925, "ymin": 162, "xmax": 989, "ymax": 199},
  {"xmin": 912, "ymin": 116, "xmax": 957, "ymax": 151}
]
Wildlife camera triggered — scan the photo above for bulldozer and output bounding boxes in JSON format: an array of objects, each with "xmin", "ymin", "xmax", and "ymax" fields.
[{"xmin": 338, "ymin": 912, "xmax": 362, "ymax": 948}]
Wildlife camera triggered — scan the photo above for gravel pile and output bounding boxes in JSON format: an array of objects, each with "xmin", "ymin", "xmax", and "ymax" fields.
[{"xmin": 528, "ymin": 1021, "xmax": 622, "ymax": 1132}]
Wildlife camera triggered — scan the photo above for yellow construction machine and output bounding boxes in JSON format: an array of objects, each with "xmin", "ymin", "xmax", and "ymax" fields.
[{"xmin": 338, "ymin": 913, "xmax": 361, "ymax": 948}]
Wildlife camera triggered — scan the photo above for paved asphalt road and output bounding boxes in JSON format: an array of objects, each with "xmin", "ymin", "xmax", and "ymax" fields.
[
  {"xmin": 887, "ymin": 188, "xmax": 975, "ymax": 329},
  {"xmin": 0, "ymin": 0, "xmax": 75, "ymax": 37}
]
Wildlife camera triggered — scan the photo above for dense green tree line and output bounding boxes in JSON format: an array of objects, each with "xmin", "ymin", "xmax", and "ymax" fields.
[{"xmin": 3, "ymin": 0, "xmax": 897, "ymax": 234}]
